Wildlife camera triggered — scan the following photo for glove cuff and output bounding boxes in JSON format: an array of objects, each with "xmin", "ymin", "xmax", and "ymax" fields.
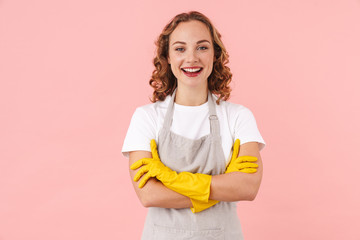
[
  {"xmin": 164, "ymin": 173, "xmax": 212, "ymax": 203},
  {"xmin": 190, "ymin": 198, "xmax": 219, "ymax": 213}
]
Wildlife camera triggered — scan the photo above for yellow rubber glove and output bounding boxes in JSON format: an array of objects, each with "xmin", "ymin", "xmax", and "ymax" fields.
[
  {"xmin": 225, "ymin": 139, "xmax": 259, "ymax": 174},
  {"xmin": 130, "ymin": 139, "xmax": 212, "ymax": 203},
  {"xmin": 190, "ymin": 198, "xmax": 219, "ymax": 213}
]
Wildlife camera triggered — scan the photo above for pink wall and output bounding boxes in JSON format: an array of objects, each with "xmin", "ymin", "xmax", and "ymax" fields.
[{"xmin": 1, "ymin": 0, "xmax": 359, "ymax": 239}]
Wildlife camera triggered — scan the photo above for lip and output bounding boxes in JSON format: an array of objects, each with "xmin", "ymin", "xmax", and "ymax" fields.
[
  {"xmin": 181, "ymin": 67, "xmax": 203, "ymax": 77},
  {"xmin": 181, "ymin": 66, "xmax": 202, "ymax": 69}
]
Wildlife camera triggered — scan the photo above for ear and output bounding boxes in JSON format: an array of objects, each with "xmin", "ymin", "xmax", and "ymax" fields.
[{"xmin": 167, "ymin": 55, "xmax": 171, "ymax": 64}]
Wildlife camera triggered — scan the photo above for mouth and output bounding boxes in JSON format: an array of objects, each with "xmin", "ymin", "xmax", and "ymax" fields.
[{"xmin": 181, "ymin": 67, "xmax": 203, "ymax": 77}]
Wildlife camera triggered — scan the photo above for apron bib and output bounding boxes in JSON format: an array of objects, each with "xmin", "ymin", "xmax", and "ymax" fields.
[{"xmin": 141, "ymin": 89, "xmax": 244, "ymax": 240}]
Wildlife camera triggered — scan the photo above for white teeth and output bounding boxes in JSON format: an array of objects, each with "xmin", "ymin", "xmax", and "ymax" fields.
[{"xmin": 182, "ymin": 68, "xmax": 201, "ymax": 72}]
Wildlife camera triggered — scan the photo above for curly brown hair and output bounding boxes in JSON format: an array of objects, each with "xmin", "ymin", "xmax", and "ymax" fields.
[{"xmin": 149, "ymin": 11, "xmax": 232, "ymax": 105}]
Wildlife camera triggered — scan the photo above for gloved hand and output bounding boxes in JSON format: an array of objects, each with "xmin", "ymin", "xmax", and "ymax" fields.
[
  {"xmin": 130, "ymin": 139, "xmax": 212, "ymax": 204},
  {"xmin": 225, "ymin": 139, "xmax": 259, "ymax": 174}
]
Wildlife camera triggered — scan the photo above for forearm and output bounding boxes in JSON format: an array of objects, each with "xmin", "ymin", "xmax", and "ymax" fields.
[
  {"xmin": 210, "ymin": 142, "xmax": 263, "ymax": 202},
  {"xmin": 132, "ymin": 177, "xmax": 193, "ymax": 208},
  {"xmin": 209, "ymin": 171, "xmax": 262, "ymax": 202}
]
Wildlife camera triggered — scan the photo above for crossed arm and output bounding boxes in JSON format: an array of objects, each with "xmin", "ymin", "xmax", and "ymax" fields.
[{"xmin": 128, "ymin": 142, "xmax": 263, "ymax": 208}]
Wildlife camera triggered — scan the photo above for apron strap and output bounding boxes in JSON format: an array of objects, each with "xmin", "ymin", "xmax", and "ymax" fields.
[
  {"xmin": 162, "ymin": 88, "xmax": 177, "ymax": 131},
  {"xmin": 207, "ymin": 91, "xmax": 221, "ymax": 137}
]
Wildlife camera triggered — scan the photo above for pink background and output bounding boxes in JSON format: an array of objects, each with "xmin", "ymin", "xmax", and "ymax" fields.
[{"xmin": 1, "ymin": 0, "xmax": 360, "ymax": 239}]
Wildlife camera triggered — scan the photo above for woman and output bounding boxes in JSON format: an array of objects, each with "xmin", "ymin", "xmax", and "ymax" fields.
[{"xmin": 122, "ymin": 11, "xmax": 266, "ymax": 239}]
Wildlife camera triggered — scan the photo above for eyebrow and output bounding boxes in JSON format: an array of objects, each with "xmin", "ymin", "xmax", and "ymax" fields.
[{"xmin": 172, "ymin": 40, "xmax": 211, "ymax": 46}]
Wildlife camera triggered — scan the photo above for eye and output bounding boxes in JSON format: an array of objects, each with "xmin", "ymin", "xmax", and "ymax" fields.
[
  {"xmin": 175, "ymin": 47, "xmax": 185, "ymax": 52},
  {"xmin": 198, "ymin": 46, "xmax": 208, "ymax": 50}
]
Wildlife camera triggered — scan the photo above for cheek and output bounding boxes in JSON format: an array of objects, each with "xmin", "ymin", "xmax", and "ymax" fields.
[
  {"xmin": 170, "ymin": 63, "xmax": 180, "ymax": 76},
  {"xmin": 171, "ymin": 58, "xmax": 184, "ymax": 72},
  {"xmin": 171, "ymin": 54, "xmax": 182, "ymax": 63},
  {"xmin": 206, "ymin": 56, "xmax": 215, "ymax": 69},
  {"xmin": 204, "ymin": 52, "xmax": 215, "ymax": 64}
]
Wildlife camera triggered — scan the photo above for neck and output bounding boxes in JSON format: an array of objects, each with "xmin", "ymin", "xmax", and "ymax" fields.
[{"xmin": 175, "ymin": 85, "xmax": 208, "ymax": 106}]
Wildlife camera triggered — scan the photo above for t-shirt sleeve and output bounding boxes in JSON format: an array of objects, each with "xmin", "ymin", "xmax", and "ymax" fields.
[
  {"xmin": 121, "ymin": 107, "xmax": 156, "ymax": 159},
  {"xmin": 234, "ymin": 107, "xmax": 266, "ymax": 151}
]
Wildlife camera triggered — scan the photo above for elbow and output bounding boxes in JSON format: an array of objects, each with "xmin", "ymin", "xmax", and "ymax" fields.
[
  {"xmin": 141, "ymin": 201, "xmax": 151, "ymax": 208},
  {"xmin": 245, "ymin": 173, "xmax": 262, "ymax": 201},
  {"xmin": 236, "ymin": 188, "xmax": 257, "ymax": 201},
  {"xmin": 238, "ymin": 180, "xmax": 261, "ymax": 201},
  {"xmin": 137, "ymin": 182, "xmax": 160, "ymax": 208},
  {"xmin": 138, "ymin": 194, "xmax": 153, "ymax": 208},
  {"xmin": 133, "ymin": 178, "xmax": 158, "ymax": 208},
  {"xmin": 246, "ymin": 187, "xmax": 259, "ymax": 201}
]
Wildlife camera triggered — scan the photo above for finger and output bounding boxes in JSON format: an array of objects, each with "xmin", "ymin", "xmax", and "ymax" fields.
[
  {"xmin": 237, "ymin": 155, "xmax": 258, "ymax": 163},
  {"xmin": 231, "ymin": 139, "xmax": 240, "ymax": 161},
  {"xmin": 133, "ymin": 165, "xmax": 150, "ymax": 182},
  {"xmin": 138, "ymin": 173, "xmax": 152, "ymax": 188},
  {"xmin": 130, "ymin": 158, "xmax": 151, "ymax": 170},
  {"xmin": 150, "ymin": 139, "xmax": 160, "ymax": 160},
  {"xmin": 239, "ymin": 168, "xmax": 257, "ymax": 174},
  {"xmin": 236, "ymin": 162, "xmax": 259, "ymax": 169}
]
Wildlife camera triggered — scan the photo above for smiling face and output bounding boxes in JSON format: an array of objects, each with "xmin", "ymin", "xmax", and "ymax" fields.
[{"xmin": 167, "ymin": 20, "xmax": 215, "ymax": 91}]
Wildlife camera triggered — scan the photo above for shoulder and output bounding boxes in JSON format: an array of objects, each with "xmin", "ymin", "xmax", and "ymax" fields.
[
  {"xmin": 133, "ymin": 95, "xmax": 171, "ymax": 120},
  {"xmin": 214, "ymin": 95, "xmax": 253, "ymax": 119},
  {"xmin": 122, "ymin": 96, "xmax": 172, "ymax": 157}
]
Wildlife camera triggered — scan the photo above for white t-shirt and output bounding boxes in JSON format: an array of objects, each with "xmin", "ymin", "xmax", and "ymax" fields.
[{"xmin": 122, "ymin": 94, "xmax": 266, "ymax": 164}]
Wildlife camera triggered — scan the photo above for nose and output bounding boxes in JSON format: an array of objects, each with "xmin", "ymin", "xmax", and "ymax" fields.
[{"xmin": 185, "ymin": 49, "xmax": 199, "ymax": 63}]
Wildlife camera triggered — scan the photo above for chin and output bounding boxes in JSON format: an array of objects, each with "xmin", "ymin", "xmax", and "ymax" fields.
[{"xmin": 178, "ymin": 80, "xmax": 207, "ymax": 89}]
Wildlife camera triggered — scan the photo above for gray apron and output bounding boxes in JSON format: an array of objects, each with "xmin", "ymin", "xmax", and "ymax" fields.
[{"xmin": 141, "ymin": 89, "xmax": 244, "ymax": 240}]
